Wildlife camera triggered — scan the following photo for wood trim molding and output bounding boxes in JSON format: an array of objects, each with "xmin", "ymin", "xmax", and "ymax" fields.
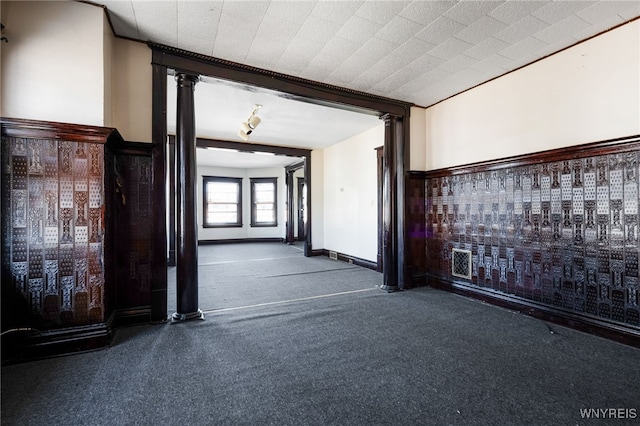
[
  {"xmin": 321, "ymin": 250, "xmax": 379, "ymax": 272},
  {"xmin": 191, "ymin": 136, "xmax": 311, "ymax": 158},
  {"xmin": 425, "ymin": 135, "xmax": 640, "ymax": 178},
  {"xmin": 149, "ymin": 43, "xmax": 413, "ymax": 117},
  {"xmin": 1, "ymin": 117, "xmax": 123, "ymax": 145},
  {"xmin": 427, "ymin": 275, "xmax": 640, "ymax": 348},
  {"xmin": 199, "ymin": 238, "xmax": 284, "ymax": 245}
]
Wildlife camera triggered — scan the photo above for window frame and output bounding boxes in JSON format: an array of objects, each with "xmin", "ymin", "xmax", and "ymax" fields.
[
  {"xmin": 202, "ymin": 176, "xmax": 243, "ymax": 228},
  {"xmin": 250, "ymin": 177, "xmax": 278, "ymax": 227}
]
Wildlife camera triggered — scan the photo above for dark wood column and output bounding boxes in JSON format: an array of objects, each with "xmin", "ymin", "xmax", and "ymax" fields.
[
  {"xmin": 168, "ymin": 138, "xmax": 176, "ymax": 267},
  {"xmin": 285, "ymin": 169, "xmax": 295, "ymax": 244},
  {"xmin": 375, "ymin": 146, "xmax": 384, "ymax": 272},
  {"xmin": 380, "ymin": 113, "xmax": 405, "ymax": 291},
  {"xmin": 172, "ymin": 73, "xmax": 204, "ymax": 322},
  {"xmin": 150, "ymin": 61, "xmax": 169, "ymax": 322}
]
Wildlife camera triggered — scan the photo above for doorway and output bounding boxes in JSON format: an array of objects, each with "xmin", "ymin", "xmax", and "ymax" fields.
[{"xmin": 150, "ymin": 45, "xmax": 411, "ymax": 321}]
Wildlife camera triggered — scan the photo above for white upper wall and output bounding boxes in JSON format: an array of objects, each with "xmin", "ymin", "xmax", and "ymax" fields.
[
  {"xmin": 409, "ymin": 105, "xmax": 427, "ymax": 171},
  {"xmin": 1, "ymin": 1, "xmax": 107, "ymax": 125},
  {"xmin": 423, "ymin": 20, "xmax": 640, "ymax": 171},
  {"xmin": 323, "ymin": 124, "xmax": 384, "ymax": 262},
  {"xmin": 311, "ymin": 149, "xmax": 324, "ymax": 250},
  {"xmin": 112, "ymin": 38, "xmax": 153, "ymax": 142}
]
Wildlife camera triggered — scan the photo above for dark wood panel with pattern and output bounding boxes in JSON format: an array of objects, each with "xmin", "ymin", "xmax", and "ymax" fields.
[
  {"xmin": 422, "ymin": 136, "xmax": 640, "ymax": 344},
  {"xmin": 405, "ymin": 171, "xmax": 427, "ymax": 288},
  {"xmin": 2, "ymin": 132, "xmax": 107, "ymax": 330},
  {"xmin": 104, "ymin": 146, "xmax": 153, "ymax": 323}
]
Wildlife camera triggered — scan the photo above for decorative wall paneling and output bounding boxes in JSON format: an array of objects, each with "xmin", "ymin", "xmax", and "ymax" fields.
[
  {"xmin": 423, "ymin": 136, "xmax": 640, "ymax": 346},
  {"xmin": 104, "ymin": 141, "xmax": 154, "ymax": 327},
  {"xmin": 405, "ymin": 171, "xmax": 428, "ymax": 288},
  {"xmin": 1, "ymin": 118, "xmax": 119, "ymax": 359}
]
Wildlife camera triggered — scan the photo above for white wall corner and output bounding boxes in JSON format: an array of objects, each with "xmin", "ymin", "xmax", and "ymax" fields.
[
  {"xmin": 409, "ymin": 105, "xmax": 427, "ymax": 171},
  {"xmin": 311, "ymin": 149, "xmax": 324, "ymax": 250}
]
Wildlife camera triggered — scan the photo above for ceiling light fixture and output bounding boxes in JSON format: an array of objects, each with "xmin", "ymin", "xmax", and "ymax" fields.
[{"xmin": 238, "ymin": 104, "xmax": 262, "ymax": 140}]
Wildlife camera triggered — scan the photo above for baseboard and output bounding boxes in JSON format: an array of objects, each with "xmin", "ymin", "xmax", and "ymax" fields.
[
  {"xmin": 198, "ymin": 238, "xmax": 284, "ymax": 245},
  {"xmin": 111, "ymin": 306, "xmax": 153, "ymax": 328},
  {"xmin": 0, "ymin": 307, "xmax": 155, "ymax": 364},
  {"xmin": 1, "ymin": 322, "xmax": 112, "ymax": 365},
  {"xmin": 426, "ymin": 275, "xmax": 640, "ymax": 348},
  {"xmin": 322, "ymin": 249, "xmax": 379, "ymax": 271}
]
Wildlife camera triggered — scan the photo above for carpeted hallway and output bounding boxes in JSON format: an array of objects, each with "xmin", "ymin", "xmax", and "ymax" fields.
[{"xmin": 2, "ymin": 243, "xmax": 639, "ymax": 425}]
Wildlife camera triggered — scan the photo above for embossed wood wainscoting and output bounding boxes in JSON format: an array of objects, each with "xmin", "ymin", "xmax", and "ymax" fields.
[
  {"xmin": 406, "ymin": 136, "xmax": 640, "ymax": 346},
  {"xmin": 1, "ymin": 118, "xmax": 154, "ymax": 361}
]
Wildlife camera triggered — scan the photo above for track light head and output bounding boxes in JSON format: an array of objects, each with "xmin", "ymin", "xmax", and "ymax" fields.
[
  {"xmin": 248, "ymin": 115, "xmax": 261, "ymax": 130},
  {"xmin": 238, "ymin": 104, "xmax": 263, "ymax": 141},
  {"xmin": 241, "ymin": 121, "xmax": 253, "ymax": 135}
]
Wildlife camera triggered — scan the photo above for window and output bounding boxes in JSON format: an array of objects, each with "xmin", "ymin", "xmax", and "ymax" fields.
[
  {"xmin": 250, "ymin": 178, "xmax": 277, "ymax": 227},
  {"xmin": 203, "ymin": 176, "xmax": 242, "ymax": 227}
]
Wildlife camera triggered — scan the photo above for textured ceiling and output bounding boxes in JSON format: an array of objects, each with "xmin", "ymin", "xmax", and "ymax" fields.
[
  {"xmin": 98, "ymin": 0, "xmax": 639, "ymax": 107},
  {"xmin": 167, "ymin": 76, "xmax": 383, "ymax": 149},
  {"xmin": 94, "ymin": 0, "xmax": 639, "ymax": 168}
]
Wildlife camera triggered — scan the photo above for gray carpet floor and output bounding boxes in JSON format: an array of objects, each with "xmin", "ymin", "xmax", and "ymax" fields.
[{"xmin": 2, "ymin": 243, "xmax": 639, "ymax": 425}]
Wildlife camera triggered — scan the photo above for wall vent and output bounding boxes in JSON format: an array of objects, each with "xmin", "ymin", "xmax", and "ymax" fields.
[
  {"xmin": 452, "ymin": 248, "xmax": 472, "ymax": 279},
  {"xmin": 329, "ymin": 251, "xmax": 338, "ymax": 260}
]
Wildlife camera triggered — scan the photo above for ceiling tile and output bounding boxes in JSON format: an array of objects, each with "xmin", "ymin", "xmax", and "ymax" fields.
[
  {"xmin": 532, "ymin": 1, "xmax": 597, "ymax": 25},
  {"xmin": 444, "ymin": 1, "xmax": 505, "ymax": 25},
  {"xmin": 355, "ymin": 37, "xmax": 400, "ymax": 60},
  {"xmin": 572, "ymin": 17, "xmax": 625, "ymax": 41},
  {"xmin": 406, "ymin": 53, "xmax": 446, "ymax": 73},
  {"xmin": 428, "ymin": 37, "xmax": 474, "ymax": 61},
  {"xmin": 447, "ymin": 67, "xmax": 485, "ymax": 86},
  {"xmin": 266, "ymin": 0, "xmax": 315, "ymax": 22},
  {"xmin": 464, "ymin": 37, "xmax": 510, "ymax": 60},
  {"xmin": 356, "ymin": 0, "xmax": 411, "ymax": 25},
  {"xmin": 489, "ymin": 1, "xmax": 550, "ymax": 25},
  {"xmin": 619, "ymin": 2, "xmax": 640, "ymax": 20},
  {"xmin": 415, "ymin": 16, "xmax": 466, "ymax": 44},
  {"xmin": 295, "ymin": 15, "xmax": 342, "ymax": 44},
  {"xmin": 333, "ymin": 54, "xmax": 379, "ymax": 79},
  {"xmin": 391, "ymin": 38, "xmax": 437, "ymax": 64},
  {"xmin": 399, "ymin": 0, "xmax": 456, "ymax": 26},
  {"xmin": 533, "ymin": 15, "xmax": 591, "ymax": 44},
  {"xmin": 177, "ymin": 2, "xmax": 221, "ymax": 43},
  {"xmin": 319, "ymin": 36, "xmax": 362, "ymax": 62},
  {"xmin": 454, "ymin": 16, "xmax": 508, "ymax": 44},
  {"xmin": 256, "ymin": 15, "xmax": 302, "ymax": 40},
  {"xmin": 376, "ymin": 16, "xmax": 425, "ymax": 44},
  {"xmin": 311, "ymin": 1, "xmax": 364, "ymax": 25},
  {"xmin": 494, "ymin": 16, "xmax": 549, "ymax": 44},
  {"xmin": 247, "ymin": 35, "xmax": 289, "ymax": 63},
  {"xmin": 348, "ymin": 65, "xmax": 390, "ymax": 92},
  {"xmin": 336, "ymin": 15, "xmax": 384, "ymax": 44},
  {"xmin": 100, "ymin": 0, "xmax": 139, "ymax": 39},
  {"xmin": 213, "ymin": 14, "xmax": 260, "ymax": 61},
  {"xmin": 177, "ymin": 37, "xmax": 215, "ymax": 57},
  {"xmin": 221, "ymin": 1, "xmax": 271, "ymax": 24},
  {"xmin": 576, "ymin": 1, "xmax": 632, "ymax": 25},
  {"xmin": 470, "ymin": 54, "xmax": 514, "ymax": 74},
  {"xmin": 132, "ymin": 0, "xmax": 178, "ymax": 41},
  {"xmin": 499, "ymin": 36, "xmax": 548, "ymax": 60},
  {"xmin": 280, "ymin": 36, "xmax": 325, "ymax": 62},
  {"xmin": 438, "ymin": 54, "xmax": 478, "ymax": 73}
]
